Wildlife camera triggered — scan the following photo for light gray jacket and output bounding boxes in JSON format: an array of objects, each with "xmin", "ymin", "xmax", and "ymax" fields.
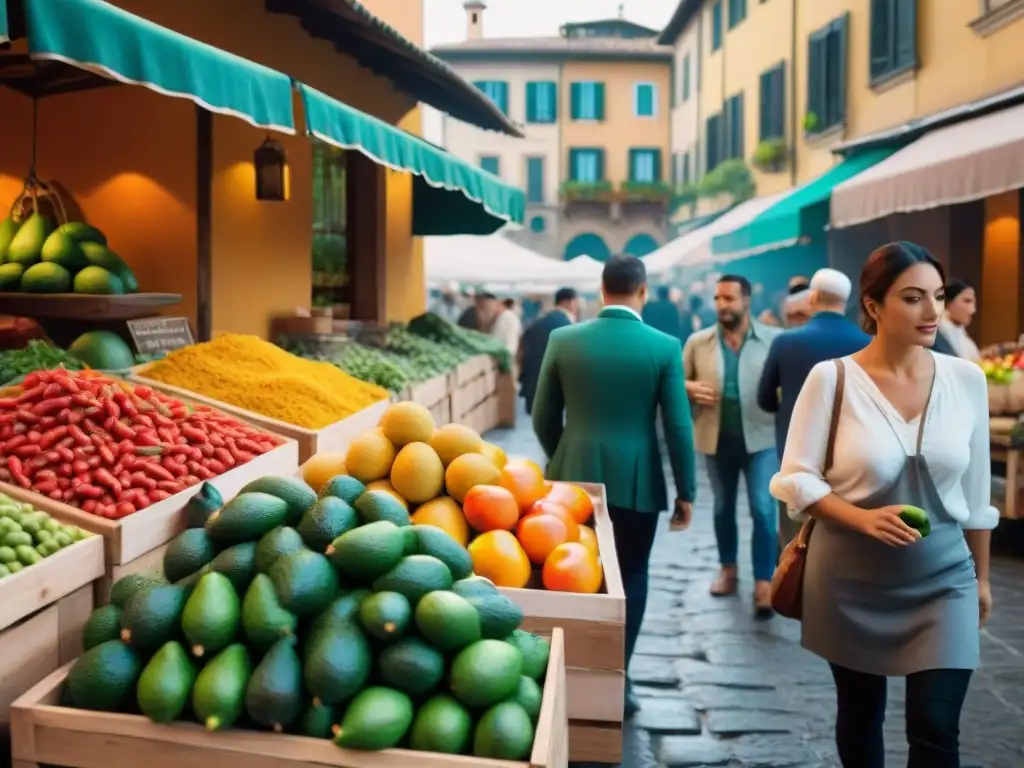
[{"xmin": 682, "ymin": 320, "xmax": 781, "ymax": 455}]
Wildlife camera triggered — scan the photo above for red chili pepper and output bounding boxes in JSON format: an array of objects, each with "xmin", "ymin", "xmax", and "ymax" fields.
[
  {"xmin": 34, "ymin": 479, "xmax": 58, "ymax": 495},
  {"xmin": 39, "ymin": 425, "xmax": 68, "ymax": 449},
  {"xmin": 32, "ymin": 396, "xmax": 72, "ymax": 417},
  {"xmin": 236, "ymin": 438, "xmax": 264, "ymax": 455},
  {"xmin": 207, "ymin": 458, "xmax": 227, "ymax": 475},
  {"xmin": 213, "ymin": 447, "xmax": 235, "ymax": 467},
  {"xmin": 130, "ymin": 472, "xmax": 157, "ymax": 490},
  {"xmin": 135, "ymin": 431, "xmax": 161, "ymax": 447},
  {"xmin": 98, "ymin": 444, "xmax": 116, "ymax": 466},
  {"xmin": 67, "ymin": 424, "xmax": 91, "ymax": 446},
  {"xmin": 74, "ymin": 484, "xmax": 104, "ymax": 499},
  {"xmin": 162, "ymin": 458, "xmax": 188, "ymax": 478},
  {"xmin": 58, "ymin": 462, "xmax": 74, "ymax": 477},
  {"xmin": 35, "ymin": 469, "xmax": 57, "ymax": 481},
  {"xmin": 192, "ymin": 465, "xmax": 215, "ymax": 480},
  {"xmin": 85, "ymin": 455, "xmax": 101, "ymax": 469},
  {"xmin": 3, "ymin": 434, "xmax": 27, "ymax": 452},
  {"xmin": 16, "ymin": 384, "xmax": 46, "ymax": 403},
  {"xmin": 149, "ymin": 489, "xmax": 172, "ymax": 502},
  {"xmin": 55, "ymin": 446, "xmax": 75, "ymax": 463},
  {"xmin": 26, "ymin": 430, "xmax": 42, "ymax": 444},
  {"xmin": 132, "ymin": 413, "xmax": 155, "ymax": 429},
  {"xmin": 181, "ymin": 425, "xmax": 208, "ymax": 443},
  {"xmin": 109, "ymin": 421, "xmax": 135, "ymax": 441},
  {"xmin": 13, "ymin": 444, "xmax": 42, "ymax": 458},
  {"xmin": 133, "ymin": 385, "xmax": 153, "ymax": 399},
  {"xmin": 16, "ymin": 409, "xmax": 39, "ymax": 424},
  {"xmin": 0, "ymin": 397, "xmax": 20, "ymax": 410},
  {"xmin": 93, "ymin": 468, "xmax": 123, "ymax": 497},
  {"xmin": 142, "ymin": 462, "xmax": 175, "ymax": 482},
  {"xmin": 157, "ymin": 480, "xmax": 185, "ymax": 494},
  {"xmin": 72, "ymin": 459, "xmax": 90, "ymax": 475},
  {"xmin": 7, "ymin": 456, "xmax": 30, "ymax": 488}
]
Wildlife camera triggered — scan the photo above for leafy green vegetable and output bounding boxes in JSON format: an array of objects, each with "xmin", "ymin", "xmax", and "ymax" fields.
[{"xmin": 0, "ymin": 340, "xmax": 85, "ymax": 386}]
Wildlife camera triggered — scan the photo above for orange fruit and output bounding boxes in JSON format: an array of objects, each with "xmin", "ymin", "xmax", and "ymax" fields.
[
  {"xmin": 516, "ymin": 512, "xmax": 570, "ymax": 565},
  {"xmin": 429, "ymin": 423, "xmax": 483, "ymax": 466},
  {"xmin": 445, "ymin": 452, "xmax": 501, "ymax": 503},
  {"xmin": 411, "ymin": 497, "xmax": 469, "ymax": 547},
  {"xmin": 479, "ymin": 441, "xmax": 508, "ymax": 470},
  {"xmin": 578, "ymin": 525, "xmax": 599, "ymax": 557},
  {"xmin": 300, "ymin": 451, "xmax": 347, "ymax": 493},
  {"xmin": 379, "ymin": 401, "xmax": 435, "ymax": 446},
  {"xmin": 468, "ymin": 530, "xmax": 531, "ymax": 588},
  {"xmin": 525, "ymin": 499, "xmax": 580, "ymax": 542},
  {"xmin": 499, "ymin": 459, "xmax": 547, "ymax": 514},
  {"xmin": 462, "ymin": 485, "xmax": 520, "ymax": 533},
  {"xmin": 542, "ymin": 542, "xmax": 603, "ymax": 594},
  {"xmin": 544, "ymin": 482, "xmax": 595, "ymax": 525}
]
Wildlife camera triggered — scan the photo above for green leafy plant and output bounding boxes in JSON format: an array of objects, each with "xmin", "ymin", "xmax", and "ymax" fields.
[
  {"xmin": 619, "ymin": 181, "xmax": 673, "ymax": 202},
  {"xmin": 671, "ymin": 183, "xmax": 699, "ymax": 208},
  {"xmin": 559, "ymin": 180, "xmax": 614, "ymax": 201},
  {"xmin": 803, "ymin": 111, "xmax": 820, "ymax": 133},
  {"xmin": 752, "ymin": 138, "xmax": 788, "ymax": 172},
  {"xmin": 698, "ymin": 159, "xmax": 755, "ymax": 203}
]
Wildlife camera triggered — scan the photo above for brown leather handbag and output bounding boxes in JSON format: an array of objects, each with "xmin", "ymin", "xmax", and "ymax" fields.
[{"xmin": 770, "ymin": 359, "xmax": 846, "ymax": 620}]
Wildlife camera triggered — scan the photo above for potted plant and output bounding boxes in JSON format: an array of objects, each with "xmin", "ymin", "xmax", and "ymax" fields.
[
  {"xmin": 699, "ymin": 159, "xmax": 755, "ymax": 204},
  {"xmin": 559, "ymin": 180, "xmax": 614, "ymax": 202},
  {"xmin": 803, "ymin": 111, "xmax": 820, "ymax": 134},
  {"xmin": 752, "ymin": 138, "xmax": 788, "ymax": 172},
  {"xmin": 619, "ymin": 181, "xmax": 673, "ymax": 203}
]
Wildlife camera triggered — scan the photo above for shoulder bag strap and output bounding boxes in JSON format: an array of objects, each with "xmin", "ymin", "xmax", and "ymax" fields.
[{"xmin": 824, "ymin": 359, "xmax": 847, "ymax": 474}]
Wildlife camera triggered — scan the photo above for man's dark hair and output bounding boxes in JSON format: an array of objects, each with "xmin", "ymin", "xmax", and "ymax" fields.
[
  {"xmin": 554, "ymin": 287, "xmax": 577, "ymax": 305},
  {"xmin": 718, "ymin": 274, "xmax": 751, "ymax": 297},
  {"xmin": 788, "ymin": 280, "xmax": 810, "ymax": 296},
  {"xmin": 656, "ymin": 285, "xmax": 671, "ymax": 301},
  {"xmin": 602, "ymin": 254, "xmax": 647, "ymax": 296}
]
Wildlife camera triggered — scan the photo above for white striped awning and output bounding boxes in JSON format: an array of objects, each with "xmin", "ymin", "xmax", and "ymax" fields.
[{"xmin": 831, "ymin": 102, "xmax": 1024, "ymax": 229}]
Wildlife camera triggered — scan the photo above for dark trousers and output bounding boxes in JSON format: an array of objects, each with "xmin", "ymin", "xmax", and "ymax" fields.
[
  {"xmin": 607, "ymin": 507, "xmax": 660, "ymax": 667},
  {"xmin": 830, "ymin": 663, "xmax": 972, "ymax": 768}
]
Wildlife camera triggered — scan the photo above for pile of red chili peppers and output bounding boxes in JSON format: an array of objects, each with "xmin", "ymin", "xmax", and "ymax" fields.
[{"xmin": 0, "ymin": 368, "xmax": 283, "ymax": 519}]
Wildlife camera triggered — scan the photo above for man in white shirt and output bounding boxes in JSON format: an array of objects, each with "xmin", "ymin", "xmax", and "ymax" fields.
[{"xmin": 480, "ymin": 292, "xmax": 522, "ymax": 359}]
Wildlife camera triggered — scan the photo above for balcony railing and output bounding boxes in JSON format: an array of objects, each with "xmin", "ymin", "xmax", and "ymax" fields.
[
  {"xmin": 559, "ymin": 180, "xmax": 615, "ymax": 202},
  {"xmin": 619, "ymin": 181, "xmax": 673, "ymax": 204}
]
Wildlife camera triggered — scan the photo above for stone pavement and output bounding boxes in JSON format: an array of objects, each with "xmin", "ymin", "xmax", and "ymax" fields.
[{"xmin": 486, "ymin": 407, "xmax": 1024, "ymax": 768}]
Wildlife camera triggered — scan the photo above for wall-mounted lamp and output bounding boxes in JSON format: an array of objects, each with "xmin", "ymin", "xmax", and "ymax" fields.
[{"xmin": 255, "ymin": 137, "xmax": 288, "ymax": 201}]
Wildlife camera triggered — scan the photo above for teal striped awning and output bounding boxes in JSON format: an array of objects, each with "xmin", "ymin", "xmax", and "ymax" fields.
[
  {"xmin": 300, "ymin": 84, "xmax": 525, "ymax": 236},
  {"xmin": 1, "ymin": 0, "xmax": 8, "ymax": 45},
  {"xmin": 23, "ymin": 0, "xmax": 295, "ymax": 132},
  {"xmin": 711, "ymin": 147, "xmax": 897, "ymax": 257}
]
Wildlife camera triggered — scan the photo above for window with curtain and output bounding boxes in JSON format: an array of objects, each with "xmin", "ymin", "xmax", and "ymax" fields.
[
  {"xmin": 526, "ymin": 157, "xmax": 545, "ymax": 202},
  {"xmin": 570, "ymin": 82, "xmax": 605, "ymax": 120},
  {"xmin": 758, "ymin": 62, "xmax": 786, "ymax": 140},
  {"xmin": 473, "ymin": 80, "xmax": 510, "ymax": 115},
  {"xmin": 526, "ymin": 81, "xmax": 558, "ymax": 123},
  {"xmin": 629, "ymin": 149, "xmax": 662, "ymax": 183},
  {"xmin": 807, "ymin": 13, "xmax": 849, "ymax": 132},
  {"xmin": 869, "ymin": 0, "xmax": 917, "ymax": 83},
  {"xmin": 311, "ymin": 143, "xmax": 348, "ymax": 308},
  {"xmin": 569, "ymin": 149, "xmax": 604, "ymax": 182}
]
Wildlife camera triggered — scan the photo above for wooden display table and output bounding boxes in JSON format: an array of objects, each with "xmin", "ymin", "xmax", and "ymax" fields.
[
  {"xmin": 9, "ymin": 630, "xmax": 568, "ymax": 768},
  {"xmin": 991, "ymin": 431, "xmax": 1021, "ymax": 520},
  {"xmin": 497, "ymin": 483, "xmax": 626, "ymax": 764},
  {"xmin": 450, "ymin": 356, "xmax": 501, "ymax": 434}
]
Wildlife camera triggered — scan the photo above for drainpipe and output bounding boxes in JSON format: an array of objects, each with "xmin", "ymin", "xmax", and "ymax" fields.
[{"xmin": 789, "ymin": 0, "xmax": 798, "ymax": 187}]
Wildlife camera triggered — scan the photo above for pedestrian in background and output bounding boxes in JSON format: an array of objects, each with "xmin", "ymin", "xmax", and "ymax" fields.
[
  {"xmin": 518, "ymin": 287, "xmax": 579, "ymax": 414},
  {"xmin": 772, "ymin": 242, "xmax": 995, "ymax": 768},
  {"xmin": 457, "ymin": 289, "xmax": 481, "ymax": 330},
  {"xmin": 935, "ymin": 279, "xmax": 981, "ymax": 361},
  {"xmin": 757, "ymin": 268, "xmax": 869, "ymax": 548},
  {"xmin": 783, "ymin": 279, "xmax": 813, "ymax": 328},
  {"xmin": 683, "ymin": 275, "xmax": 781, "ymax": 617},
  {"xmin": 481, "ymin": 293, "xmax": 522, "ymax": 359},
  {"xmin": 532, "ymin": 255, "xmax": 697, "ymax": 718},
  {"xmin": 642, "ymin": 284, "xmax": 683, "ymax": 340}
]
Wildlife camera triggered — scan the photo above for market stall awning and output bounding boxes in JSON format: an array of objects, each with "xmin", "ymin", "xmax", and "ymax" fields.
[
  {"xmin": 425, "ymin": 235, "xmax": 574, "ymax": 287},
  {"xmin": 831, "ymin": 103, "xmax": 1024, "ymax": 229},
  {"xmin": 643, "ymin": 193, "xmax": 790, "ymax": 276},
  {"xmin": 300, "ymin": 84, "xmax": 525, "ymax": 236},
  {"xmin": 1, "ymin": 0, "xmax": 8, "ymax": 45},
  {"xmin": 711, "ymin": 148, "xmax": 896, "ymax": 257},
  {"xmin": 22, "ymin": 0, "xmax": 295, "ymax": 132}
]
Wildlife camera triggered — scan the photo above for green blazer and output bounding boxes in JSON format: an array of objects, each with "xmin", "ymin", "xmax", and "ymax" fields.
[{"xmin": 531, "ymin": 306, "xmax": 697, "ymax": 513}]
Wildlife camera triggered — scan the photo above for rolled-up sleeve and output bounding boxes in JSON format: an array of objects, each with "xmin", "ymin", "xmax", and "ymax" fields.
[
  {"xmin": 769, "ymin": 361, "xmax": 835, "ymax": 518},
  {"xmin": 960, "ymin": 364, "xmax": 1000, "ymax": 530}
]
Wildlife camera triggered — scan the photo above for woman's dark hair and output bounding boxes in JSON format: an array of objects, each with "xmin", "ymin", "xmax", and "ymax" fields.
[
  {"xmin": 859, "ymin": 241, "xmax": 946, "ymax": 334},
  {"xmin": 945, "ymin": 279, "xmax": 973, "ymax": 304}
]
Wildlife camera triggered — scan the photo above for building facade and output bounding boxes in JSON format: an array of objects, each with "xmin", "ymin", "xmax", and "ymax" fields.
[{"xmin": 432, "ymin": 4, "xmax": 673, "ymax": 261}]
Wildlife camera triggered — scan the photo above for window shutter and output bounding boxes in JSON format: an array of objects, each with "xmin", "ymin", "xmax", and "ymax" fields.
[
  {"xmin": 712, "ymin": 2, "xmax": 723, "ymax": 50},
  {"xmin": 773, "ymin": 62, "xmax": 786, "ymax": 138},
  {"xmin": 496, "ymin": 82, "xmax": 509, "ymax": 115},
  {"xmin": 705, "ymin": 116, "xmax": 718, "ymax": 171},
  {"xmin": 628, "ymin": 149, "xmax": 639, "ymax": 182},
  {"xmin": 670, "ymin": 64, "xmax": 677, "ymax": 109},
  {"xmin": 570, "ymin": 83, "xmax": 582, "ymax": 119},
  {"xmin": 834, "ymin": 14, "xmax": 849, "ymax": 123},
  {"xmin": 595, "ymin": 149, "xmax": 606, "ymax": 180},
  {"xmin": 595, "ymin": 83, "xmax": 606, "ymax": 120},
  {"xmin": 568, "ymin": 149, "xmax": 579, "ymax": 181},
  {"xmin": 549, "ymin": 83, "xmax": 559, "ymax": 121},
  {"xmin": 652, "ymin": 150, "xmax": 663, "ymax": 182},
  {"xmin": 526, "ymin": 82, "xmax": 537, "ymax": 123},
  {"xmin": 683, "ymin": 153, "xmax": 691, "ymax": 184},
  {"xmin": 683, "ymin": 55, "xmax": 691, "ymax": 101},
  {"xmin": 895, "ymin": 0, "xmax": 917, "ymax": 70},
  {"xmin": 527, "ymin": 157, "xmax": 544, "ymax": 202},
  {"xmin": 758, "ymin": 71, "xmax": 770, "ymax": 141},
  {"xmin": 807, "ymin": 33, "xmax": 824, "ymax": 127},
  {"xmin": 735, "ymin": 94, "xmax": 745, "ymax": 159},
  {"xmin": 869, "ymin": 0, "xmax": 891, "ymax": 80}
]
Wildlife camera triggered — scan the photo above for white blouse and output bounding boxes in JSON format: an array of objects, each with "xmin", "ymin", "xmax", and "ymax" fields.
[{"xmin": 771, "ymin": 353, "xmax": 999, "ymax": 531}]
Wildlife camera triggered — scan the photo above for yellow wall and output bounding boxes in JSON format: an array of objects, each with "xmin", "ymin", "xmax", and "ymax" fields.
[
  {"xmin": 699, "ymin": 0, "xmax": 795, "ymax": 196},
  {"xmin": 559, "ymin": 60, "xmax": 671, "ymax": 185},
  {"xmin": 797, "ymin": 0, "xmax": 1024, "ymax": 183}
]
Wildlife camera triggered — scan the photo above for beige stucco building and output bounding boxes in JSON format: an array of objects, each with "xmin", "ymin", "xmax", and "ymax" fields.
[{"xmin": 432, "ymin": 3, "xmax": 674, "ymax": 262}]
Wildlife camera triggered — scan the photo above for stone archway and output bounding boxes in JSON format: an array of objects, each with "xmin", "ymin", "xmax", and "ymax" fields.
[
  {"xmin": 622, "ymin": 233, "xmax": 660, "ymax": 258},
  {"xmin": 563, "ymin": 232, "xmax": 612, "ymax": 261}
]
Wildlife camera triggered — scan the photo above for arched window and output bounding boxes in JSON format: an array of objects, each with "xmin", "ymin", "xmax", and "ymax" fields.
[
  {"xmin": 563, "ymin": 232, "xmax": 611, "ymax": 261},
  {"xmin": 622, "ymin": 233, "xmax": 660, "ymax": 258}
]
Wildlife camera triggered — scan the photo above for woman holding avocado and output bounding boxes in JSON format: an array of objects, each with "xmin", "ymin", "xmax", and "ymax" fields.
[{"xmin": 771, "ymin": 242, "xmax": 996, "ymax": 768}]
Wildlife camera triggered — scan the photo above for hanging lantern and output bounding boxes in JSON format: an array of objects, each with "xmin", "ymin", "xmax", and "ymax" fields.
[{"xmin": 254, "ymin": 137, "xmax": 288, "ymax": 201}]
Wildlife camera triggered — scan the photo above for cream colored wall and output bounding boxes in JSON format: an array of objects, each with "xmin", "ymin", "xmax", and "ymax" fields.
[
  {"xmin": 670, "ymin": 21, "xmax": 701, "ymax": 184},
  {"xmin": 441, "ymin": 61, "xmax": 562, "ymax": 203},
  {"xmin": 699, "ymin": 0, "xmax": 795, "ymax": 196},
  {"xmin": 796, "ymin": 0, "xmax": 1024, "ymax": 184},
  {"xmin": 559, "ymin": 60, "xmax": 671, "ymax": 185}
]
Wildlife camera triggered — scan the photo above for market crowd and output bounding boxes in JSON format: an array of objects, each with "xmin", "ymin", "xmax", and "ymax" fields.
[{"xmin": 439, "ymin": 245, "xmax": 995, "ymax": 768}]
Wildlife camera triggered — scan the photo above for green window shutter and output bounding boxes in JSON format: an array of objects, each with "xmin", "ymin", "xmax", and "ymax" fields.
[
  {"xmin": 834, "ymin": 15, "xmax": 849, "ymax": 123},
  {"xmin": 636, "ymin": 84, "xmax": 654, "ymax": 117},
  {"xmin": 869, "ymin": 0, "xmax": 891, "ymax": 80},
  {"xmin": 758, "ymin": 71, "xmax": 770, "ymax": 141},
  {"xmin": 682, "ymin": 153, "xmax": 691, "ymax": 184},
  {"xmin": 527, "ymin": 157, "xmax": 544, "ymax": 202},
  {"xmin": 595, "ymin": 149, "xmax": 606, "ymax": 180},
  {"xmin": 683, "ymin": 55, "xmax": 691, "ymax": 101},
  {"xmin": 546, "ymin": 82, "xmax": 558, "ymax": 121},
  {"xmin": 495, "ymin": 82, "xmax": 509, "ymax": 115},
  {"xmin": 670, "ymin": 64, "xmax": 677, "ymax": 108},
  {"xmin": 711, "ymin": 2, "xmax": 723, "ymax": 51},
  {"xmin": 480, "ymin": 156, "xmax": 500, "ymax": 176},
  {"xmin": 671, "ymin": 153, "xmax": 679, "ymax": 186},
  {"xmin": 652, "ymin": 150, "xmax": 663, "ymax": 182},
  {"xmin": 594, "ymin": 83, "xmax": 606, "ymax": 121},
  {"xmin": 706, "ymin": 115, "xmax": 720, "ymax": 171},
  {"xmin": 895, "ymin": 0, "xmax": 917, "ymax": 70},
  {"xmin": 773, "ymin": 62, "xmax": 786, "ymax": 138},
  {"xmin": 526, "ymin": 82, "xmax": 538, "ymax": 123},
  {"xmin": 570, "ymin": 82, "xmax": 582, "ymax": 119},
  {"xmin": 807, "ymin": 32, "xmax": 824, "ymax": 129},
  {"xmin": 628, "ymin": 149, "xmax": 639, "ymax": 182}
]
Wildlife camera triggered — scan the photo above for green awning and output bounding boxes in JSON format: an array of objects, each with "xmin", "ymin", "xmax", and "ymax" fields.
[
  {"xmin": 1, "ymin": 0, "xmax": 8, "ymax": 45},
  {"xmin": 24, "ymin": 0, "xmax": 295, "ymax": 132},
  {"xmin": 711, "ymin": 147, "xmax": 897, "ymax": 256},
  {"xmin": 300, "ymin": 84, "xmax": 525, "ymax": 236}
]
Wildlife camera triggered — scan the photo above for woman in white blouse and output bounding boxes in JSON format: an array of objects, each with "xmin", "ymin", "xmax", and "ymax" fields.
[{"xmin": 771, "ymin": 242, "xmax": 996, "ymax": 768}]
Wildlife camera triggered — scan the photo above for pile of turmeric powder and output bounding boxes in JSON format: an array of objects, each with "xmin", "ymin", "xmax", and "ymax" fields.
[{"xmin": 142, "ymin": 334, "xmax": 389, "ymax": 429}]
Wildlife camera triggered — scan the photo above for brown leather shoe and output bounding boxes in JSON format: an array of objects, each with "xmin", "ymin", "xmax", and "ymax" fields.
[
  {"xmin": 709, "ymin": 567, "xmax": 738, "ymax": 597},
  {"xmin": 754, "ymin": 579, "xmax": 774, "ymax": 619}
]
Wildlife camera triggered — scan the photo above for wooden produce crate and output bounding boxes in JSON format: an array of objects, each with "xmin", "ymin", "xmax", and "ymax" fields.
[
  {"xmin": 0, "ymin": 528, "xmax": 104, "ymax": 726},
  {"xmin": 9, "ymin": 629, "xmax": 569, "ymax": 768},
  {"xmin": 0, "ymin": 437, "xmax": 298, "ymax": 604},
  {"xmin": 131, "ymin": 365, "xmax": 390, "ymax": 463},
  {"xmin": 497, "ymin": 483, "xmax": 625, "ymax": 764},
  {"xmin": 450, "ymin": 356, "xmax": 500, "ymax": 434},
  {"xmin": 407, "ymin": 373, "xmax": 452, "ymax": 426}
]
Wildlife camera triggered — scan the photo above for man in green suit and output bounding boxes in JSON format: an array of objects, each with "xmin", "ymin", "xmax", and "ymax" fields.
[{"xmin": 532, "ymin": 255, "xmax": 697, "ymax": 719}]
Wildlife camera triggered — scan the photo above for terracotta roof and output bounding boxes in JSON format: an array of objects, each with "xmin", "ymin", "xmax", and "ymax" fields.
[{"xmin": 431, "ymin": 34, "xmax": 673, "ymax": 60}]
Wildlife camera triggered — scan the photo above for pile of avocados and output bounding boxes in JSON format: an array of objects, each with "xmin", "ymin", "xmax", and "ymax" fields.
[{"xmin": 69, "ymin": 474, "xmax": 551, "ymax": 759}]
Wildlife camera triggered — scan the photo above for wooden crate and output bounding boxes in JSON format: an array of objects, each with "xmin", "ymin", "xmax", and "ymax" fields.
[
  {"xmin": 0, "ymin": 528, "xmax": 104, "ymax": 727},
  {"xmin": 450, "ymin": 356, "xmax": 500, "ymax": 427},
  {"xmin": 131, "ymin": 366, "xmax": 390, "ymax": 463},
  {"xmin": 9, "ymin": 629, "xmax": 569, "ymax": 768},
  {"xmin": 0, "ymin": 438, "xmax": 298, "ymax": 605},
  {"xmin": 497, "ymin": 483, "xmax": 625, "ymax": 764},
  {"xmin": 406, "ymin": 374, "xmax": 452, "ymax": 426}
]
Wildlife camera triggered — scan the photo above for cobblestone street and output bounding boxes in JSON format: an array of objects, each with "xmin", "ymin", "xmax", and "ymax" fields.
[{"xmin": 486, "ymin": 407, "xmax": 1024, "ymax": 768}]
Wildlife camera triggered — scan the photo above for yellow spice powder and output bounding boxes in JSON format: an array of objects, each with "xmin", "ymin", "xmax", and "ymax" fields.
[{"xmin": 143, "ymin": 334, "xmax": 388, "ymax": 429}]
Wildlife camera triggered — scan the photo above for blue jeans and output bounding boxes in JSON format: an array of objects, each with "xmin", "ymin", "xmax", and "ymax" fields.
[{"xmin": 705, "ymin": 432, "xmax": 778, "ymax": 581}]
